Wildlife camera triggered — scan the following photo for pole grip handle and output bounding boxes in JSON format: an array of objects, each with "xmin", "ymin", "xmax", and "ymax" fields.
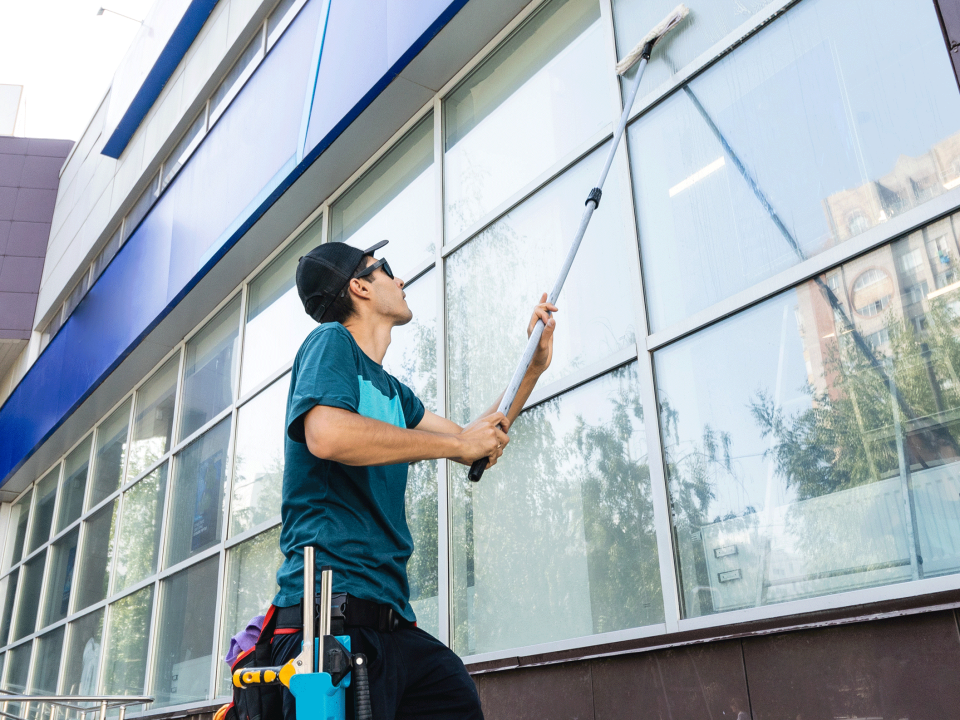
[
  {"xmin": 468, "ymin": 457, "xmax": 486, "ymax": 482},
  {"xmin": 353, "ymin": 654, "xmax": 373, "ymax": 720}
]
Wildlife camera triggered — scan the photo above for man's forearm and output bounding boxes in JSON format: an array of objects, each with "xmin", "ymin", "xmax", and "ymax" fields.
[
  {"xmin": 480, "ymin": 366, "xmax": 544, "ymax": 427},
  {"xmin": 306, "ymin": 406, "xmax": 461, "ymax": 466}
]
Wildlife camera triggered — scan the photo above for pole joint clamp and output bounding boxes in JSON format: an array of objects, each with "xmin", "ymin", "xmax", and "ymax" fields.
[{"xmin": 585, "ymin": 187, "xmax": 602, "ymax": 207}]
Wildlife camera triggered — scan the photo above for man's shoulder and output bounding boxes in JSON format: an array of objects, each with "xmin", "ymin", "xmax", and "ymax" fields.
[{"xmin": 297, "ymin": 322, "xmax": 356, "ymax": 359}]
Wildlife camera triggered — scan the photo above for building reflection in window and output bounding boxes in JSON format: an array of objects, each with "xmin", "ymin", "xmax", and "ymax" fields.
[{"xmin": 658, "ymin": 210, "xmax": 960, "ymax": 618}]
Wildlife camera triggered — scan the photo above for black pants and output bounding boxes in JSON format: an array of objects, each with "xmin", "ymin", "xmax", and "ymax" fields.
[{"xmin": 271, "ymin": 626, "xmax": 483, "ymax": 720}]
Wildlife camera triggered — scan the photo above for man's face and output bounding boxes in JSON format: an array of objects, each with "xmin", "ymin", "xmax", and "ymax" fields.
[{"xmin": 359, "ymin": 255, "xmax": 413, "ymax": 326}]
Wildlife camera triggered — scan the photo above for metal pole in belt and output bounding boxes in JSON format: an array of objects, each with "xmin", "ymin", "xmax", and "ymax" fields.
[
  {"xmin": 318, "ymin": 566, "xmax": 333, "ymax": 673},
  {"xmin": 302, "ymin": 546, "xmax": 315, "ymax": 674}
]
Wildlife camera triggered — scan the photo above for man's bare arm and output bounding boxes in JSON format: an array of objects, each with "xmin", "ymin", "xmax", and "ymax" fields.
[{"xmin": 304, "ymin": 405, "xmax": 509, "ymax": 467}]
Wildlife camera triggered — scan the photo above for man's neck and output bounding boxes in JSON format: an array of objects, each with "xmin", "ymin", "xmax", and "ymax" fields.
[{"xmin": 342, "ymin": 315, "xmax": 392, "ymax": 365}]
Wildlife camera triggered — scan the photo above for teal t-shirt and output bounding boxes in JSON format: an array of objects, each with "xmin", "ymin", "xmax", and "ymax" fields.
[{"xmin": 272, "ymin": 322, "xmax": 425, "ymax": 621}]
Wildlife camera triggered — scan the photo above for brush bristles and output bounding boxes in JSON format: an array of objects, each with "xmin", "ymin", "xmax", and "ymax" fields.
[{"xmin": 616, "ymin": 4, "xmax": 689, "ymax": 75}]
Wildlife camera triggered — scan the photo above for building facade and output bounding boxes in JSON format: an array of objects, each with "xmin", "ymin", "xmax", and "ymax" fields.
[{"xmin": 1, "ymin": 0, "xmax": 960, "ymax": 717}]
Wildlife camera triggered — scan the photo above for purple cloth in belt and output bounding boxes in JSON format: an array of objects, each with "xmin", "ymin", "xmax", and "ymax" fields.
[{"xmin": 225, "ymin": 614, "xmax": 266, "ymax": 667}]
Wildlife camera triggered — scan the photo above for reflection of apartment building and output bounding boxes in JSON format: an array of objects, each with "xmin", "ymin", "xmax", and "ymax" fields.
[{"xmin": 823, "ymin": 131, "xmax": 960, "ymax": 245}]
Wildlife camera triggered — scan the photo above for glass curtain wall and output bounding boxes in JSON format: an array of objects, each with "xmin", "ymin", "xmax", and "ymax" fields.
[{"xmin": 0, "ymin": 0, "xmax": 959, "ymax": 710}]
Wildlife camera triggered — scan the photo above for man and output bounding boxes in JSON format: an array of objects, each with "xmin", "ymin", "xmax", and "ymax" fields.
[{"xmin": 270, "ymin": 239, "xmax": 557, "ymax": 720}]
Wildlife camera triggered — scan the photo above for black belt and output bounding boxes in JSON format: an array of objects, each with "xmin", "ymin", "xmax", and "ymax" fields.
[{"xmin": 276, "ymin": 594, "xmax": 413, "ymax": 634}]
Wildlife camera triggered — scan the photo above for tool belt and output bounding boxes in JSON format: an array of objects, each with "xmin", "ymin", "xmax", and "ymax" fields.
[{"xmin": 276, "ymin": 594, "xmax": 414, "ymax": 635}]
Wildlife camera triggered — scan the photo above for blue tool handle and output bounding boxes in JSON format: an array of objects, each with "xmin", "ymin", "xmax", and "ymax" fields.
[{"xmin": 352, "ymin": 654, "xmax": 372, "ymax": 720}]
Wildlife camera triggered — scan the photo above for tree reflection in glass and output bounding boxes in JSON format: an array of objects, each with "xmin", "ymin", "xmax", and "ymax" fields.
[
  {"xmin": 660, "ymin": 210, "xmax": 960, "ymax": 618},
  {"xmin": 451, "ymin": 364, "xmax": 663, "ymax": 656}
]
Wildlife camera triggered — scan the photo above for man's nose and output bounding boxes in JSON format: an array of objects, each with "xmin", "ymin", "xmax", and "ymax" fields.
[{"xmin": 396, "ymin": 276, "xmax": 405, "ymax": 289}]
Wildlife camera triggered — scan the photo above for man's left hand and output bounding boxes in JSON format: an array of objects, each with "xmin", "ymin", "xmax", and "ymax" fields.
[{"xmin": 528, "ymin": 292, "xmax": 558, "ymax": 375}]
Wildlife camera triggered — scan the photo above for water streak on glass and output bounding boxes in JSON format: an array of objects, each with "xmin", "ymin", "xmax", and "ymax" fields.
[
  {"xmin": 629, "ymin": 0, "xmax": 960, "ymax": 331},
  {"xmin": 383, "ymin": 272, "xmax": 439, "ymax": 638},
  {"xmin": 658, "ymin": 210, "xmax": 960, "ymax": 618},
  {"xmin": 444, "ymin": 0, "xmax": 609, "ymax": 239},
  {"xmin": 452, "ymin": 364, "xmax": 663, "ymax": 656},
  {"xmin": 446, "ymin": 143, "xmax": 637, "ymax": 426}
]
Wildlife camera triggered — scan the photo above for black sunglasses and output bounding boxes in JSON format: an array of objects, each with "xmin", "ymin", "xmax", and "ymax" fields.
[{"xmin": 354, "ymin": 257, "xmax": 394, "ymax": 280}]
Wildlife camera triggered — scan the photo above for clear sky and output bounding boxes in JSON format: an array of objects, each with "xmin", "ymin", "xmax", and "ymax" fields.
[{"xmin": 0, "ymin": 0, "xmax": 155, "ymax": 141}]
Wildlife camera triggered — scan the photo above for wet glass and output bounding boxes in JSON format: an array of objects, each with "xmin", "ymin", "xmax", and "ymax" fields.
[
  {"xmin": 89, "ymin": 399, "xmax": 132, "ymax": 509},
  {"xmin": 73, "ymin": 501, "xmax": 118, "ymax": 612},
  {"xmin": 331, "ymin": 114, "xmax": 435, "ymax": 275},
  {"xmin": 60, "ymin": 609, "xmax": 104, "ymax": 700},
  {"xmin": 166, "ymin": 418, "xmax": 231, "ymax": 567},
  {"xmin": 446, "ymin": 143, "xmax": 638, "ymax": 426},
  {"xmin": 241, "ymin": 226, "xmax": 319, "ymax": 397},
  {"xmin": 443, "ymin": 0, "xmax": 609, "ymax": 239},
  {"xmin": 217, "ymin": 528, "xmax": 282, "ymax": 696},
  {"xmin": 113, "ymin": 464, "xmax": 167, "ymax": 593},
  {"xmin": 128, "ymin": 354, "xmax": 179, "ymax": 480},
  {"xmin": 0, "ymin": 571, "xmax": 18, "ymax": 645},
  {"xmin": 230, "ymin": 379, "xmax": 286, "ymax": 538},
  {"xmin": 381, "ymin": 272, "xmax": 440, "ymax": 636},
  {"xmin": 58, "ymin": 437, "xmax": 92, "ymax": 532},
  {"xmin": 611, "ymin": 0, "xmax": 777, "ymax": 101},
  {"xmin": 452, "ymin": 364, "xmax": 663, "ymax": 655},
  {"xmin": 41, "ymin": 528, "xmax": 79, "ymax": 628},
  {"xmin": 629, "ymin": 0, "xmax": 960, "ymax": 331},
  {"xmin": 152, "ymin": 557, "xmax": 218, "ymax": 707},
  {"xmin": 28, "ymin": 467, "xmax": 59, "ymax": 554},
  {"xmin": 102, "ymin": 585, "xmax": 153, "ymax": 695},
  {"xmin": 5, "ymin": 490, "xmax": 32, "ymax": 569},
  {"xmin": 13, "ymin": 552, "xmax": 46, "ymax": 641},
  {"xmin": 658, "ymin": 210, "xmax": 960, "ymax": 618},
  {"xmin": 179, "ymin": 296, "xmax": 241, "ymax": 441}
]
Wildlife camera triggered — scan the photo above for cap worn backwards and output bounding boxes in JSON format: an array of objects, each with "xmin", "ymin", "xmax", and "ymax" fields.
[{"xmin": 296, "ymin": 240, "xmax": 389, "ymax": 322}]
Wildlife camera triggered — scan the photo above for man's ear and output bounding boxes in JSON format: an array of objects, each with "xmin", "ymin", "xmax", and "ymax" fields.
[{"xmin": 347, "ymin": 277, "xmax": 371, "ymax": 301}]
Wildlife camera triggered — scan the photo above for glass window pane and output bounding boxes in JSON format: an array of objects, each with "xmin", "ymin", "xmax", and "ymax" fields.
[
  {"xmin": 241, "ymin": 230, "xmax": 318, "ymax": 397},
  {"xmin": 330, "ymin": 114, "xmax": 435, "ymax": 275},
  {"xmin": 5, "ymin": 641, "xmax": 31, "ymax": 716},
  {"xmin": 73, "ymin": 501, "xmax": 118, "ymax": 612},
  {"xmin": 102, "ymin": 585, "xmax": 153, "ymax": 695},
  {"xmin": 13, "ymin": 551, "xmax": 46, "ymax": 641},
  {"xmin": 166, "ymin": 418, "xmax": 231, "ymax": 568},
  {"xmin": 123, "ymin": 174, "xmax": 159, "ymax": 242},
  {"xmin": 0, "ymin": 570, "xmax": 19, "ymax": 645},
  {"xmin": 5, "ymin": 490, "xmax": 32, "ymax": 569},
  {"xmin": 128, "ymin": 355, "xmax": 179, "ymax": 481},
  {"xmin": 629, "ymin": 0, "xmax": 960, "ymax": 331},
  {"xmin": 31, "ymin": 626, "xmax": 65, "ymax": 694},
  {"xmin": 210, "ymin": 35, "xmax": 264, "ymax": 119},
  {"xmin": 42, "ymin": 528, "xmax": 79, "ymax": 628},
  {"xmin": 658, "ymin": 211, "xmax": 960, "ymax": 619},
  {"xmin": 60, "ymin": 609, "xmax": 104, "ymax": 698},
  {"xmin": 91, "ymin": 226, "xmax": 122, "ymax": 284},
  {"xmin": 217, "ymin": 528, "xmax": 281, "ymax": 696},
  {"xmin": 611, "ymin": 0, "xmax": 776, "ymax": 99},
  {"xmin": 179, "ymin": 296, "xmax": 241, "ymax": 441},
  {"xmin": 451, "ymin": 364, "xmax": 663, "ymax": 655},
  {"xmin": 113, "ymin": 464, "xmax": 167, "ymax": 594},
  {"xmin": 230, "ymin": 380, "xmax": 286, "ymax": 538},
  {"xmin": 152, "ymin": 556, "xmax": 218, "ymax": 707},
  {"xmin": 446, "ymin": 143, "xmax": 638, "ymax": 425},
  {"xmin": 382, "ymin": 272, "xmax": 439, "ymax": 636},
  {"xmin": 161, "ymin": 112, "xmax": 205, "ymax": 191},
  {"xmin": 89, "ymin": 399, "xmax": 132, "ymax": 509},
  {"xmin": 444, "ymin": 0, "xmax": 608, "ymax": 238},
  {"xmin": 59, "ymin": 437, "xmax": 92, "ymax": 532},
  {"xmin": 28, "ymin": 467, "xmax": 59, "ymax": 555}
]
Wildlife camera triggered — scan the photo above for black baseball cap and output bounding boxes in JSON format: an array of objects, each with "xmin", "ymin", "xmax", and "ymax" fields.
[{"xmin": 296, "ymin": 240, "xmax": 389, "ymax": 322}]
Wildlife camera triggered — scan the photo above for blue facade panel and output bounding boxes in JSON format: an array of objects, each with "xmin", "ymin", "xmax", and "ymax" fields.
[{"xmin": 0, "ymin": 0, "xmax": 467, "ymax": 485}]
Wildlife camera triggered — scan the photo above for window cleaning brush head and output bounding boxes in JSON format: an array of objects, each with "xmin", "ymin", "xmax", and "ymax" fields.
[{"xmin": 615, "ymin": 4, "xmax": 690, "ymax": 75}]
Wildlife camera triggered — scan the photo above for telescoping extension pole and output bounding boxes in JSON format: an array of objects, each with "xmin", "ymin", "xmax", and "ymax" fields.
[{"xmin": 468, "ymin": 4, "xmax": 690, "ymax": 483}]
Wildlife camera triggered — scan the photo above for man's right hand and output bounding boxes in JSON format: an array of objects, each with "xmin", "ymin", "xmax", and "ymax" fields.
[{"xmin": 453, "ymin": 412, "xmax": 510, "ymax": 469}]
